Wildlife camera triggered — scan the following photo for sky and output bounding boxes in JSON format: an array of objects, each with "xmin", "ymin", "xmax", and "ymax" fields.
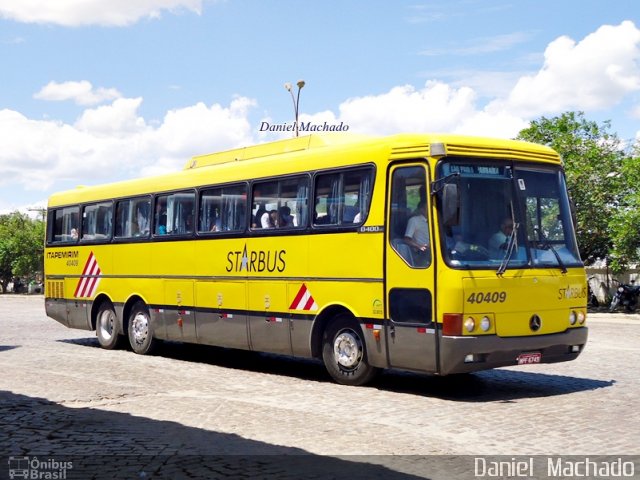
[{"xmin": 0, "ymin": 0, "xmax": 639, "ymax": 214}]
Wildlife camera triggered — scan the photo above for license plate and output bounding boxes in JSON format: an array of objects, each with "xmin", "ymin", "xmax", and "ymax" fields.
[{"xmin": 517, "ymin": 352, "xmax": 542, "ymax": 365}]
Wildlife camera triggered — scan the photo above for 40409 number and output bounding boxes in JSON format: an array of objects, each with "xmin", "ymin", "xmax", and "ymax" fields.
[{"xmin": 466, "ymin": 291, "xmax": 507, "ymax": 304}]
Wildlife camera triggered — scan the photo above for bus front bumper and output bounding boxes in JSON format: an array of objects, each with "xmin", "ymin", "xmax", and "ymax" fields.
[{"xmin": 438, "ymin": 327, "xmax": 588, "ymax": 376}]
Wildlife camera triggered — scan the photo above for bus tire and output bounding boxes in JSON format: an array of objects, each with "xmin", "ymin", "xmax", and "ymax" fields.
[
  {"xmin": 322, "ymin": 314, "xmax": 380, "ymax": 386},
  {"xmin": 96, "ymin": 301, "xmax": 124, "ymax": 350},
  {"xmin": 127, "ymin": 301, "xmax": 157, "ymax": 355}
]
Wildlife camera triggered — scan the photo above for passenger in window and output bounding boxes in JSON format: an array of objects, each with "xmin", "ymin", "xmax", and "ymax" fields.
[
  {"xmin": 403, "ymin": 200, "xmax": 430, "ymax": 266},
  {"xmin": 261, "ymin": 210, "xmax": 278, "ymax": 228},
  {"xmin": 343, "ymin": 201, "xmax": 359, "ymax": 222},
  {"xmin": 253, "ymin": 203, "xmax": 266, "ymax": 228},
  {"xmin": 279, "ymin": 206, "xmax": 293, "ymax": 227},
  {"xmin": 70, "ymin": 228, "xmax": 79, "ymax": 241},
  {"xmin": 209, "ymin": 207, "xmax": 222, "ymax": 232},
  {"xmin": 137, "ymin": 206, "xmax": 149, "ymax": 235},
  {"xmin": 155, "ymin": 203, "xmax": 167, "ymax": 235},
  {"xmin": 185, "ymin": 214, "xmax": 194, "ymax": 233}
]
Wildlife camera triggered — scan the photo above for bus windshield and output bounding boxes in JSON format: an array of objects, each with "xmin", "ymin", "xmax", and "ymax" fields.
[{"xmin": 437, "ymin": 159, "xmax": 582, "ymax": 271}]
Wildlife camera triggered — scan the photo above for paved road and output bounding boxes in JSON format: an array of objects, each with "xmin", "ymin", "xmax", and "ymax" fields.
[{"xmin": 1, "ymin": 295, "xmax": 639, "ymax": 479}]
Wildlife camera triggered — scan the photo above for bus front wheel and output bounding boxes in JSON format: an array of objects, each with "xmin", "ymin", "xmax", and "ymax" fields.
[
  {"xmin": 96, "ymin": 301, "xmax": 124, "ymax": 350},
  {"xmin": 322, "ymin": 315, "xmax": 379, "ymax": 386},
  {"xmin": 127, "ymin": 302, "xmax": 157, "ymax": 355}
]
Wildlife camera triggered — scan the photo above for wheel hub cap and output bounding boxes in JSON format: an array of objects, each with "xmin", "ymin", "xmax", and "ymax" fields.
[
  {"xmin": 132, "ymin": 313, "xmax": 149, "ymax": 344},
  {"xmin": 99, "ymin": 311, "xmax": 115, "ymax": 338},
  {"xmin": 333, "ymin": 331, "xmax": 361, "ymax": 369}
]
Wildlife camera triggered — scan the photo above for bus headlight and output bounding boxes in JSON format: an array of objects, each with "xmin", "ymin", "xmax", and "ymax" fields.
[
  {"xmin": 480, "ymin": 316, "xmax": 491, "ymax": 332},
  {"xmin": 569, "ymin": 311, "xmax": 577, "ymax": 325},
  {"xmin": 578, "ymin": 311, "xmax": 586, "ymax": 324},
  {"xmin": 464, "ymin": 317, "xmax": 475, "ymax": 332}
]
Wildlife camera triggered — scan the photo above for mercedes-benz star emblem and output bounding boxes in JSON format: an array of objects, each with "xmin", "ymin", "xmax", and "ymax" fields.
[{"xmin": 529, "ymin": 314, "xmax": 542, "ymax": 332}]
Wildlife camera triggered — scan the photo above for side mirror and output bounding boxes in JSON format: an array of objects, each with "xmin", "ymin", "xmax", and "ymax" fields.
[{"xmin": 442, "ymin": 183, "xmax": 460, "ymax": 226}]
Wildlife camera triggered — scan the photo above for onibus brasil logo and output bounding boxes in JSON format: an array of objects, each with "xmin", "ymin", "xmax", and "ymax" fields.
[{"xmin": 8, "ymin": 456, "xmax": 73, "ymax": 479}]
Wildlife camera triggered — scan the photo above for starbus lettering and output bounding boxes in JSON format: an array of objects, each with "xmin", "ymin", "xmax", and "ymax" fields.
[
  {"xmin": 226, "ymin": 244, "xmax": 286, "ymax": 273},
  {"xmin": 557, "ymin": 285, "xmax": 587, "ymax": 300}
]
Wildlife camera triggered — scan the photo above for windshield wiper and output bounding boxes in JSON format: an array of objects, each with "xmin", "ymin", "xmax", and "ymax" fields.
[
  {"xmin": 534, "ymin": 227, "xmax": 567, "ymax": 274},
  {"xmin": 497, "ymin": 222, "xmax": 519, "ymax": 276}
]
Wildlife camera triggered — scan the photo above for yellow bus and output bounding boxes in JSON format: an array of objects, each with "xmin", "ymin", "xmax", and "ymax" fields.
[{"xmin": 44, "ymin": 133, "xmax": 588, "ymax": 385}]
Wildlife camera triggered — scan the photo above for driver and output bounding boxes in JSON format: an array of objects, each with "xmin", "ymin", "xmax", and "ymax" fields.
[{"xmin": 489, "ymin": 218, "xmax": 514, "ymax": 258}]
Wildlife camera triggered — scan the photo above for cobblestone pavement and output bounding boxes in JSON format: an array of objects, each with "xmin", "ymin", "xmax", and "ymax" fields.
[{"xmin": 1, "ymin": 296, "xmax": 639, "ymax": 479}]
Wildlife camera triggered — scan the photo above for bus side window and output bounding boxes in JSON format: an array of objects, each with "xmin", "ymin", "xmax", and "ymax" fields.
[
  {"xmin": 251, "ymin": 177, "xmax": 309, "ymax": 230},
  {"xmin": 81, "ymin": 202, "xmax": 112, "ymax": 241},
  {"xmin": 48, "ymin": 206, "xmax": 80, "ymax": 243},
  {"xmin": 252, "ymin": 182, "xmax": 278, "ymax": 229},
  {"xmin": 115, "ymin": 197, "xmax": 150, "ymax": 239},
  {"xmin": 156, "ymin": 192, "xmax": 194, "ymax": 235},
  {"xmin": 313, "ymin": 167, "xmax": 373, "ymax": 227},
  {"xmin": 198, "ymin": 184, "xmax": 246, "ymax": 233},
  {"xmin": 389, "ymin": 165, "xmax": 429, "ymax": 268}
]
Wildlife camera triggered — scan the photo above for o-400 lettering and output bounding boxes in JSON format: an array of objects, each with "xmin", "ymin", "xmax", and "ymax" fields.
[{"xmin": 466, "ymin": 291, "xmax": 507, "ymax": 304}]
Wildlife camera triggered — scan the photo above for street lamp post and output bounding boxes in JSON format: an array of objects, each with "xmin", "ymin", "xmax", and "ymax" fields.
[{"xmin": 284, "ymin": 80, "xmax": 305, "ymax": 137}]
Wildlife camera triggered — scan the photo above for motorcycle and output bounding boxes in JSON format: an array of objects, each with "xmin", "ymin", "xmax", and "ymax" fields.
[{"xmin": 609, "ymin": 279, "xmax": 640, "ymax": 313}]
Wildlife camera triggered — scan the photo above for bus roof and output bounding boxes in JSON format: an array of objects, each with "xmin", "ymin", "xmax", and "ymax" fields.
[
  {"xmin": 185, "ymin": 133, "xmax": 372, "ymax": 169},
  {"xmin": 48, "ymin": 133, "xmax": 561, "ymax": 207}
]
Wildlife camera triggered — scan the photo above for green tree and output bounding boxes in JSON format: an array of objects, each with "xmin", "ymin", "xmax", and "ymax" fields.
[
  {"xmin": 516, "ymin": 111, "xmax": 638, "ymax": 269},
  {"xmin": 607, "ymin": 147, "xmax": 640, "ymax": 270},
  {"xmin": 0, "ymin": 212, "xmax": 45, "ymax": 292}
]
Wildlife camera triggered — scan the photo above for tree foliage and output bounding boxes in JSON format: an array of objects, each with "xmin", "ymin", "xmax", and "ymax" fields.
[
  {"xmin": 608, "ymin": 147, "xmax": 640, "ymax": 270},
  {"xmin": 517, "ymin": 111, "xmax": 639, "ymax": 271},
  {"xmin": 0, "ymin": 212, "xmax": 45, "ymax": 292}
]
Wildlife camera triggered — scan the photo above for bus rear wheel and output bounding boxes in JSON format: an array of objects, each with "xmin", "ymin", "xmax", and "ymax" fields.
[
  {"xmin": 127, "ymin": 301, "xmax": 157, "ymax": 355},
  {"xmin": 322, "ymin": 315, "xmax": 379, "ymax": 386},
  {"xmin": 96, "ymin": 301, "xmax": 124, "ymax": 350}
]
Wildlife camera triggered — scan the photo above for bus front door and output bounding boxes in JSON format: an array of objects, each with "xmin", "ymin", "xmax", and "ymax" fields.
[{"xmin": 385, "ymin": 163, "xmax": 437, "ymax": 373}]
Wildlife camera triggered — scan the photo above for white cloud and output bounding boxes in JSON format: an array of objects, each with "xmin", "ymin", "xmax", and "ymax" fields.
[
  {"xmin": 504, "ymin": 21, "xmax": 640, "ymax": 117},
  {"xmin": 0, "ymin": 96, "xmax": 256, "ymax": 192},
  {"xmin": 142, "ymin": 96, "xmax": 256, "ymax": 176},
  {"xmin": 75, "ymin": 98, "xmax": 147, "ymax": 136},
  {"xmin": 337, "ymin": 82, "xmax": 477, "ymax": 134},
  {"xmin": 34, "ymin": 81, "xmax": 122, "ymax": 106},
  {"xmin": 296, "ymin": 22, "xmax": 640, "ymax": 140},
  {"xmin": 296, "ymin": 81, "xmax": 526, "ymax": 140},
  {"xmin": 0, "ymin": 0, "xmax": 205, "ymax": 27},
  {"xmin": 4, "ymin": 21, "xmax": 640, "ymax": 205}
]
